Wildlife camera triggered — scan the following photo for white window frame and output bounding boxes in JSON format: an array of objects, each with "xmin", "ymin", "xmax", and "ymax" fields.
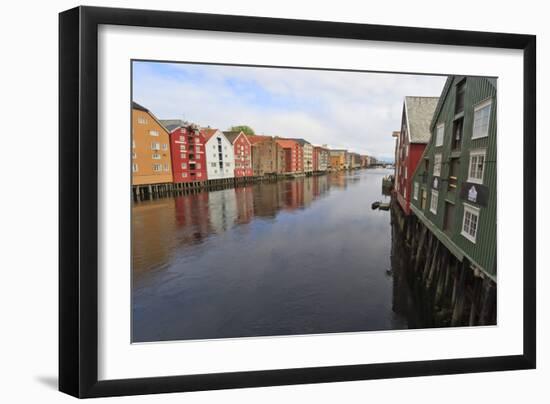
[
  {"xmin": 149, "ymin": 130, "xmax": 160, "ymax": 137},
  {"xmin": 151, "ymin": 142, "xmax": 160, "ymax": 151},
  {"xmin": 472, "ymin": 98, "xmax": 492, "ymax": 139},
  {"xmin": 467, "ymin": 149, "xmax": 487, "ymax": 184},
  {"xmin": 461, "ymin": 203, "xmax": 480, "ymax": 243},
  {"xmin": 132, "ymin": 163, "xmax": 138, "ymax": 172},
  {"xmin": 413, "ymin": 182, "xmax": 419, "ymax": 200},
  {"xmin": 430, "ymin": 190, "xmax": 439, "ymax": 214},
  {"xmin": 435, "ymin": 123, "xmax": 445, "ymax": 147},
  {"xmin": 433, "ymin": 154, "xmax": 442, "ymax": 177},
  {"xmin": 152, "ymin": 153, "xmax": 161, "ymax": 160}
]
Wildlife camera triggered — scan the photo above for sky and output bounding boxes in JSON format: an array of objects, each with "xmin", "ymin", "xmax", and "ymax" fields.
[{"xmin": 132, "ymin": 61, "xmax": 447, "ymax": 161}]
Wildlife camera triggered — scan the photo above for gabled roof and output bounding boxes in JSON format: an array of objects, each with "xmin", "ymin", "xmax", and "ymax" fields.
[
  {"xmin": 202, "ymin": 128, "xmax": 222, "ymax": 142},
  {"xmin": 132, "ymin": 101, "xmax": 148, "ymax": 112},
  {"xmin": 159, "ymin": 119, "xmax": 187, "ymax": 132},
  {"xmin": 404, "ymin": 96, "xmax": 439, "ymax": 144},
  {"xmin": 429, "ymin": 76, "xmax": 497, "ymax": 132},
  {"xmin": 223, "ymin": 131, "xmax": 251, "ymax": 146},
  {"xmin": 132, "ymin": 101, "xmax": 170, "ymax": 134}
]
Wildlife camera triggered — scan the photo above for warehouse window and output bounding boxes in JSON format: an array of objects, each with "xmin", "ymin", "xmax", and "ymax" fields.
[
  {"xmin": 461, "ymin": 204, "xmax": 480, "ymax": 243},
  {"xmin": 433, "ymin": 154, "xmax": 442, "ymax": 177},
  {"xmin": 149, "ymin": 130, "xmax": 159, "ymax": 137},
  {"xmin": 132, "ymin": 163, "xmax": 138, "ymax": 172},
  {"xmin": 420, "ymin": 189, "xmax": 427, "ymax": 209},
  {"xmin": 472, "ymin": 99, "xmax": 492, "ymax": 139},
  {"xmin": 468, "ymin": 149, "xmax": 487, "ymax": 184},
  {"xmin": 137, "ymin": 117, "xmax": 147, "ymax": 124},
  {"xmin": 413, "ymin": 182, "xmax": 419, "ymax": 200},
  {"xmin": 430, "ymin": 190, "xmax": 439, "ymax": 214},
  {"xmin": 152, "ymin": 153, "xmax": 161, "ymax": 160},
  {"xmin": 152, "ymin": 164, "xmax": 162, "ymax": 172},
  {"xmin": 435, "ymin": 123, "xmax": 445, "ymax": 147}
]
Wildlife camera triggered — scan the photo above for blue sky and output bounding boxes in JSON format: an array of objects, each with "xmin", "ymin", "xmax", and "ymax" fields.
[{"xmin": 133, "ymin": 61, "xmax": 446, "ymax": 161}]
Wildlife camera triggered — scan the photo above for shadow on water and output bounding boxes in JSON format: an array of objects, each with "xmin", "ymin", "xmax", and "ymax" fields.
[{"xmin": 132, "ymin": 169, "xmax": 429, "ymax": 342}]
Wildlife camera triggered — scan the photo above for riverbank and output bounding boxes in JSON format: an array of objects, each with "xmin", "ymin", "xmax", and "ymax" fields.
[{"xmin": 132, "ymin": 167, "xmax": 377, "ymax": 202}]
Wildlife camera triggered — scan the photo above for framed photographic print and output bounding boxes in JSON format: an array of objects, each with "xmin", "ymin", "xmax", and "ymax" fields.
[{"xmin": 59, "ymin": 6, "xmax": 536, "ymax": 398}]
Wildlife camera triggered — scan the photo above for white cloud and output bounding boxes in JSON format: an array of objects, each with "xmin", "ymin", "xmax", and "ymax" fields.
[{"xmin": 133, "ymin": 62, "xmax": 446, "ymax": 160}]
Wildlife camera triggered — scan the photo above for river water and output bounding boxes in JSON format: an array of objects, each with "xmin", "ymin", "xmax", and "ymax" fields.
[{"xmin": 132, "ymin": 168, "xmax": 418, "ymax": 342}]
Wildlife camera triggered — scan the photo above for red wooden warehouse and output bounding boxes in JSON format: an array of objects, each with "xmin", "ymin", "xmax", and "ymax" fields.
[
  {"xmin": 394, "ymin": 96, "xmax": 439, "ymax": 215},
  {"xmin": 161, "ymin": 120, "xmax": 208, "ymax": 183},
  {"xmin": 223, "ymin": 131, "xmax": 253, "ymax": 177}
]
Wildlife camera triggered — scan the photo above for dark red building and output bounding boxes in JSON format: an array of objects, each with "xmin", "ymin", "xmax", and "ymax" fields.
[
  {"xmin": 394, "ymin": 96, "xmax": 439, "ymax": 214},
  {"xmin": 161, "ymin": 120, "xmax": 207, "ymax": 183},
  {"xmin": 275, "ymin": 138, "xmax": 303, "ymax": 173}
]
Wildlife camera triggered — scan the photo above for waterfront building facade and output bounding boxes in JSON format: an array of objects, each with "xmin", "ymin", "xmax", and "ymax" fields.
[
  {"xmin": 329, "ymin": 149, "xmax": 347, "ymax": 170},
  {"xmin": 286, "ymin": 138, "xmax": 313, "ymax": 174},
  {"xmin": 349, "ymin": 152, "xmax": 361, "ymax": 169},
  {"xmin": 394, "ymin": 96, "xmax": 439, "ymax": 215},
  {"xmin": 161, "ymin": 120, "xmax": 207, "ymax": 183},
  {"xmin": 223, "ymin": 131, "xmax": 253, "ymax": 177},
  {"xmin": 203, "ymin": 128, "xmax": 235, "ymax": 180},
  {"xmin": 247, "ymin": 135, "xmax": 285, "ymax": 176},
  {"xmin": 313, "ymin": 145, "xmax": 330, "ymax": 172},
  {"xmin": 410, "ymin": 76, "xmax": 497, "ymax": 279},
  {"xmin": 132, "ymin": 102, "xmax": 173, "ymax": 186},
  {"xmin": 276, "ymin": 138, "xmax": 303, "ymax": 174}
]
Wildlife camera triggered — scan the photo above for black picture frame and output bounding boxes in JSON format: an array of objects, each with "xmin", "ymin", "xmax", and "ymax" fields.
[{"xmin": 59, "ymin": 6, "xmax": 536, "ymax": 398}]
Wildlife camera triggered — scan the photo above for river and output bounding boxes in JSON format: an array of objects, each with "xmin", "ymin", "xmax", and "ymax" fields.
[{"xmin": 132, "ymin": 168, "xmax": 419, "ymax": 342}]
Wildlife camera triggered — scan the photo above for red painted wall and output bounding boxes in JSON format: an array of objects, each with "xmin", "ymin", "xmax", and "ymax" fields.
[
  {"xmin": 233, "ymin": 133, "xmax": 253, "ymax": 177},
  {"xmin": 313, "ymin": 147, "xmax": 319, "ymax": 171},
  {"xmin": 277, "ymin": 139, "xmax": 301, "ymax": 173},
  {"xmin": 395, "ymin": 140, "xmax": 426, "ymax": 215},
  {"xmin": 169, "ymin": 127, "xmax": 208, "ymax": 183}
]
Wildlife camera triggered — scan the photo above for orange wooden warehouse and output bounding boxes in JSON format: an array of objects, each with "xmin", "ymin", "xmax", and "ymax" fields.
[{"xmin": 132, "ymin": 102, "xmax": 173, "ymax": 186}]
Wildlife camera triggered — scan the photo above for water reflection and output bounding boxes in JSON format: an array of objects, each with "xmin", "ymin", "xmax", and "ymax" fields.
[{"xmin": 132, "ymin": 169, "xmax": 407, "ymax": 342}]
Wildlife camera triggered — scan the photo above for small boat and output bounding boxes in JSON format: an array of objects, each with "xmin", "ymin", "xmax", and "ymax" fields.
[
  {"xmin": 378, "ymin": 203, "xmax": 390, "ymax": 211},
  {"xmin": 371, "ymin": 201, "xmax": 380, "ymax": 210}
]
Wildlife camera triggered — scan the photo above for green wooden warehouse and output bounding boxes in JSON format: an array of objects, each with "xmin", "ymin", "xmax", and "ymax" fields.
[{"xmin": 407, "ymin": 75, "xmax": 497, "ymax": 325}]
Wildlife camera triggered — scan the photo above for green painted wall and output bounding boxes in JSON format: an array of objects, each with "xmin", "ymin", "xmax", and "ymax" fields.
[{"xmin": 410, "ymin": 76, "xmax": 497, "ymax": 278}]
